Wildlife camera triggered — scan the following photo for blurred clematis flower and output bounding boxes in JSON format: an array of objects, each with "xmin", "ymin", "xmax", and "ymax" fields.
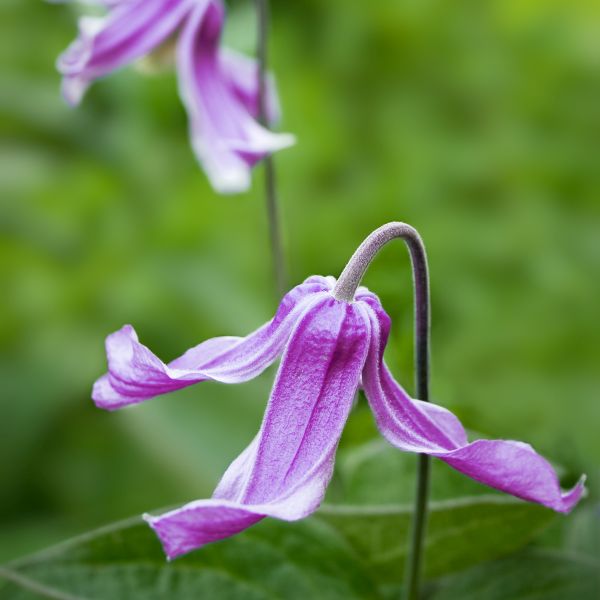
[
  {"xmin": 56, "ymin": 0, "xmax": 295, "ymax": 193},
  {"xmin": 93, "ymin": 275, "xmax": 585, "ymax": 559}
]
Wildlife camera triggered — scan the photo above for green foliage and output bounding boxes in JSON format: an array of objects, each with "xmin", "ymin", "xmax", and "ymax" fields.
[
  {"xmin": 1, "ymin": 0, "xmax": 599, "ymax": 595},
  {"xmin": 429, "ymin": 550, "xmax": 600, "ymax": 599},
  {"xmin": 321, "ymin": 439, "xmax": 556, "ymax": 582},
  {"xmin": 0, "ymin": 438, "xmax": 567, "ymax": 598},
  {"xmin": 0, "ymin": 517, "xmax": 380, "ymax": 600},
  {"xmin": 320, "ymin": 498, "xmax": 554, "ymax": 584}
]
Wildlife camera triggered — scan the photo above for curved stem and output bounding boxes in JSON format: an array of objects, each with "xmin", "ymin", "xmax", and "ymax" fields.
[
  {"xmin": 255, "ymin": 0, "xmax": 287, "ymax": 297},
  {"xmin": 333, "ymin": 222, "xmax": 431, "ymax": 600}
]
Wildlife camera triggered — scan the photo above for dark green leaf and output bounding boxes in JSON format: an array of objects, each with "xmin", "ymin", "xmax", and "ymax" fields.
[
  {"xmin": 319, "ymin": 439, "xmax": 556, "ymax": 582},
  {"xmin": 319, "ymin": 496, "xmax": 554, "ymax": 583},
  {"xmin": 1, "ymin": 515, "xmax": 380, "ymax": 600},
  {"xmin": 429, "ymin": 550, "xmax": 600, "ymax": 600}
]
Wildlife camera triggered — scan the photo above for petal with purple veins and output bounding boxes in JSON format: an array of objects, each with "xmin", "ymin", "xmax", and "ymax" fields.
[
  {"xmin": 360, "ymin": 298, "xmax": 585, "ymax": 513},
  {"xmin": 93, "ymin": 277, "xmax": 331, "ymax": 410},
  {"xmin": 219, "ymin": 48, "xmax": 281, "ymax": 125},
  {"xmin": 176, "ymin": 0, "xmax": 295, "ymax": 194},
  {"xmin": 145, "ymin": 295, "xmax": 371, "ymax": 558},
  {"xmin": 57, "ymin": 0, "xmax": 194, "ymax": 105}
]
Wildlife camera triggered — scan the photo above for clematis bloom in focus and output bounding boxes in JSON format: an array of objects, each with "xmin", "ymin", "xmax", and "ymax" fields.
[
  {"xmin": 93, "ymin": 276, "xmax": 585, "ymax": 559},
  {"xmin": 56, "ymin": 0, "xmax": 295, "ymax": 193}
]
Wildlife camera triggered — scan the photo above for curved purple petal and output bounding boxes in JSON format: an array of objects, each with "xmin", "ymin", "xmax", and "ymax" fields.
[
  {"xmin": 176, "ymin": 0, "xmax": 295, "ymax": 194},
  {"xmin": 145, "ymin": 295, "xmax": 371, "ymax": 558},
  {"xmin": 57, "ymin": 0, "xmax": 193, "ymax": 105},
  {"xmin": 219, "ymin": 48, "xmax": 281, "ymax": 124},
  {"xmin": 359, "ymin": 298, "xmax": 585, "ymax": 513},
  {"xmin": 92, "ymin": 277, "xmax": 331, "ymax": 410}
]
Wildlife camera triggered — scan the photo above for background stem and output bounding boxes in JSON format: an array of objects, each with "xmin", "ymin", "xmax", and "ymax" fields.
[{"xmin": 255, "ymin": 0, "xmax": 287, "ymax": 297}]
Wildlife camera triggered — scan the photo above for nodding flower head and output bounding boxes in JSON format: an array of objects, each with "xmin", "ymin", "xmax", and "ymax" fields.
[
  {"xmin": 57, "ymin": 0, "xmax": 294, "ymax": 193},
  {"xmin": 93, "ymin": 275, "xmax": 584, "ymax": 560}
]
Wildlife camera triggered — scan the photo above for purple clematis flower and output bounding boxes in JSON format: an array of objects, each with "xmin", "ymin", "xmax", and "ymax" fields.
[
  {"xmin": 57, "ymin": 0, "xmax": 295, "ymax": 193},
  {"xmin": 93, "ymin": 275, "xmax": 584, "ymax": 559}
]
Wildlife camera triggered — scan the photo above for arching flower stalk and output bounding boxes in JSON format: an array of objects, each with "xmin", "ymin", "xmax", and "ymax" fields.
[
  {"xmin": 93, "ymin": 224, "xmax": 585, "ymax": 560},
  {"xmin": 56, "ymin": 0, "xmax": 295, "ymax": 194}
]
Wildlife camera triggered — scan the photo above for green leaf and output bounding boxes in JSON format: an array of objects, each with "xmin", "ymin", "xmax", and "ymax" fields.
[
  {"xmin": 318, "ymin": 439, "xmax": 556, "ymax": 582},
  {"xmin": 330, "ymin": 436, "xmax": 498, "ymax": 504},
  {"xmin": 1, "ymin": 515, "xmax": 380, "ymax": 600},
  {"xmin": 0, "ymin": 422, "xmax": 570, "ymax": 599},
  {"xmin": 429, "ymin": 550, "xmax": 600, "ymax": 600},
  {"xmin": 563, "ymin": 504, "xmax": 600, "ymax": 559},
  {"xmin": 318, "ymin": 496, "xmax": 554, "ymax": 583}
]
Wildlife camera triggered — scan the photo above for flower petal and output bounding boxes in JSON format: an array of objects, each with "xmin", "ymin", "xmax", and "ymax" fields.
[
  {"xmin": 219, "ymin": 48, "xmax": 281, "ymax": 124},
  {"xmin": 57, "ymin": 0, "xmax": 193, "ymax": 105},
  {"xmin": 145, "ymin": 500, "xmax": 264, "ymax": 559},
  {"xmin": 176, "ymin": 0, "xmax": 295, "ymax": 194},
  {"xmin": 145, "ymin": 295, "xmax": 371, "ymax": 558},
  {"xmin": 437, "ymin": 440, "xmax": 585, "ymax": 513},
  {"xmin": 360, "ymin": 299, "xmax": 585, "ymax": 513},
  {"xmin": 92, "ymin": 277, "xmax": 331, "ymax": 410}
]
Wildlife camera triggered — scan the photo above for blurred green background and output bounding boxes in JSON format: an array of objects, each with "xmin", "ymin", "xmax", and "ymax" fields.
[{"xmin": 1, "ymin": 0, "xmax": 599, "ymax": 568}]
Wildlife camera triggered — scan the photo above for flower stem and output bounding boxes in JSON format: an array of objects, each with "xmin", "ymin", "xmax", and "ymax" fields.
[
  {"xmin": 332, "ymin": 222, "xmax": 431, "ymax": 600},
  {"xmin": 255, "ymin": 0, "xmax": 287, "ymax": 298}
]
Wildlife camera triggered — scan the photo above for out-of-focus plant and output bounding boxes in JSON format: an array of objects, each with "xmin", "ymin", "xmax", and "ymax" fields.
[{"xmin": 1, "ymin": 0, "xmax": 598, "ymax": 598}]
